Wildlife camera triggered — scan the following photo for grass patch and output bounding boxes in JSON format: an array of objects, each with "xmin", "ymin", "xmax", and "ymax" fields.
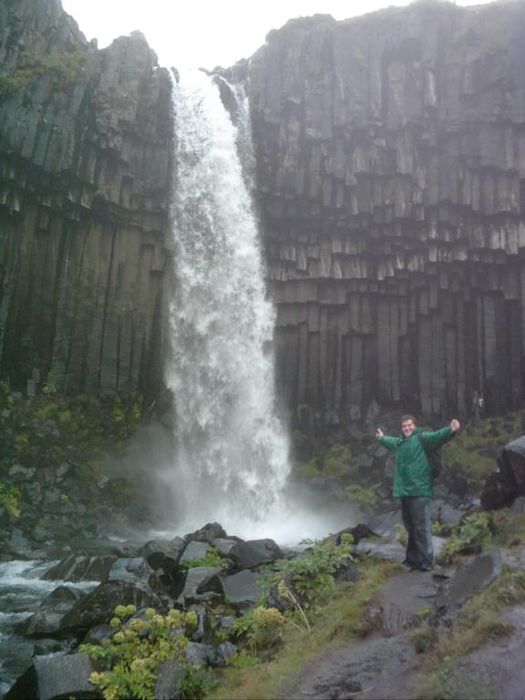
[
  {"xmin": 210, "ymin": 559, "xmax": 401, "ymax": 700},
  {"xmin": 444, "ymin": 413, "xmax": 524, "ymax": 491},
  {"xmin": 416, "ymin": 568, "xmax": 525, "ymax": 699}
]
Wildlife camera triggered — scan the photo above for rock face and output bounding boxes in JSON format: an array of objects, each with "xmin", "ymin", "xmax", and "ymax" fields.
[
  {"xmin": 0, "ymin": 0, "xmax": 171, "ymax": 400},
  {"xmin": 248, "ymin": 2, "xmax": 525, "ymax": 424},
  {"xmin": 3, "ymin": 0, "xmax": 525, "ymax": 423}
]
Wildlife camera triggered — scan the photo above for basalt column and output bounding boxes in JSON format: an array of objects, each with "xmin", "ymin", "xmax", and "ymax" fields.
[
  {"xmin": 248, "ymin": 2, "xmax": 525, "ymax": 424},
  {"xmin": 0, "ymin": 0, "xmax": 171, "ymax": 399}
]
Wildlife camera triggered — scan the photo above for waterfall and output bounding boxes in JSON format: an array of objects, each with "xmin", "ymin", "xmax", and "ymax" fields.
[{"xmin": 165, "ymin": 69, "xmax": 290, "ymax": 536}]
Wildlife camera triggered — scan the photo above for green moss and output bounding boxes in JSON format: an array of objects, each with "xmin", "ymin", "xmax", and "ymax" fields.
[
  {"xmin": 443, "ymin": 413, "xmax": 523, "ymax": 491},
  {"xmin": 0, "ymin": 49, "xmax": 87, "ymax": 101}
]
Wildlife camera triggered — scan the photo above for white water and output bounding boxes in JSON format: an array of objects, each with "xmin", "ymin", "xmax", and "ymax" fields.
[
  {"xmin": 165, "ymin": 69, "xmax": 292, "ymax": 537},
  {"xmin": 0, "ymin": 560, "xmax": 98, "ymax": 694}
]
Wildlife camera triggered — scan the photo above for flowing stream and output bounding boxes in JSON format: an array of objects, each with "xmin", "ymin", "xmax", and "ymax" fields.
[{"xmin": 165, "ymin": 69, "xmax": 291, "ymax": 536}]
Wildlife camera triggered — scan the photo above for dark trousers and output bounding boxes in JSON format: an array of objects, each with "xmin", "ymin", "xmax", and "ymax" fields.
[{"xmin": 400, "ymin": 496, "xmax": 433, "ymax": 569}]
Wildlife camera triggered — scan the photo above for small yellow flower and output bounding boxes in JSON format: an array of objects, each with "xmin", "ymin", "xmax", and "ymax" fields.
[{"xmin": 109, "ymin": 617, "xmax": 121, "ymax": 628}]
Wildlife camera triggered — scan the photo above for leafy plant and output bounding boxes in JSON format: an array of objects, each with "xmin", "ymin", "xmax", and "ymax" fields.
[
  {"xmin": 264, "ymin": 536, "xmax": 354, "ymax": 609},
  {"xmin": 439, "ymin": 512, "xmax": 493, "ymax": 563},
  {"xmin": 82, "ymin": 605, "xmax": 198, "ymax": 700},
  {"xmin": 181, "ymin": 548, "xmax": 227, "ymax": 570},
  {"xmin": 231, "ymin": 607, "xmax": 287, "ymax": 654}
]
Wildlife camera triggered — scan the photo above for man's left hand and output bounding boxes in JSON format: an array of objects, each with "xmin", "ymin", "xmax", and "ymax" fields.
[{"xmin": 450, "ymin": 418, "xmax": 460, "ymax": 432}]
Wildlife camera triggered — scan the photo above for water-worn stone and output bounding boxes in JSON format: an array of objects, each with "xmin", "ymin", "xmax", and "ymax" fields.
[
  {"xmin": 353, "ymin": 539, "xmax": 406, "ymax": 564},
  {"xmin": 185, "ymin": 641, "xmax": 217, "ymax": 666},
  {"xmin": 59, "ymin": 581, "xmax": 162, "ymax": 634},
  {"xmin": 107, "ymin": 557, "xmax": 155, "ymax": 590},
  {"xmin": 5, "ymin": 653, "xmax": 99, "ymax": 700},
  {"xmin": 177, "ymin": 567, "xmax": 223, "ymax": 607},
  {"xmin": 229, "ymin": 539, "xmax": 283, "ymax": 570},
  {"xmin": 42, "ymin": 555, "xmax": 116, "ymax": 582},
  {"xmin": 438, "ymin": 550, "xmax": 503, "ymax": 608},
  {"xmin": 142, "ymin": 538, "xmax": 185, "ymax": 572},
  {"xmin": 185, "ymin": 522, "xmax": 228, "ymax": 543},
  {"xmin": 221, "ymin": 570, "xmax": 267, "ymax": 608},
  {"xmin": 154, "ymin": 660, "xmax": 185, "ymax": 700},
  {"xmin": 179, "ymin": 541, "xmax": 211, "ymax": 565}
]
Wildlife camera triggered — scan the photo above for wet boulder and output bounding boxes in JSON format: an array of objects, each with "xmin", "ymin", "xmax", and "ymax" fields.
[
  {"xmin": 154, "ymin": 660, "xmax": 185, "ymax": 700},
  {"xmin": 353, "ymin": 539, "xmax": 406, "ymax": 564},
  {"xmin": 42, "ymin": 554, "xmax": 116, "ymax": 582},
  {"xmin": 19, "ymin": 586, "xmax": 84, "ymax": 638},
  {"xmin": 501, "ymin": 437, "xmax": 525, "ymax": 494},
  {"xmin": 59, "ymin": 580, "xmax": 162, "ymax": 635},
  {"xmin": 185, "ymin": 522, "xmax": 228, "ymax": 543},
  {"xmin": 229, "ymin": 539, "xmax": 283, "ymax": 570},
  {"xmin": 177, "ymin": 567, "xmax": 224, "ymax": 607},
  {"xmin": 5, "ymin": 653, "xmax": 99, "ymax": 700},
  {"xmin": 221, "ymin": 569, "xmax": 267, "ymax": 609},
  {"xmin": 482, "ymin": 437, "xmax": 525, "ymax": 511},
  {"xmin": 180, "ymin": 541, "xmax": 211, "ymax": 565},
  {"xmin": 141, "ymin": 537, "xmax": 185, "ymax": 573},
  {"xmin": 211, "ymin": 538, "xmax": 238, "ymax": 557},
  {"xmin": 437, "ymin": 550, "xmax": 503, "ymax": 609},
  {"xmin": 185, "ymin": 641, "xmax": 218, "ymax": 666}
]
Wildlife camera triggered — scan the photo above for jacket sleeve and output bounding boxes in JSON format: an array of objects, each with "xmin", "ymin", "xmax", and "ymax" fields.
[
  {"xmin": 420, "ymin": 426, "xmax": 453, "ymax": 451},
  {"xmin": 378, "ymin": 435, "xmax": 400, "ymax": 453}
]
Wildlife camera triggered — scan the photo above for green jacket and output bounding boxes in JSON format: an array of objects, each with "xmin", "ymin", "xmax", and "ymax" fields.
[{"xmin": 379, "ymin": 427, "xmax": 453, "ymax": 498}]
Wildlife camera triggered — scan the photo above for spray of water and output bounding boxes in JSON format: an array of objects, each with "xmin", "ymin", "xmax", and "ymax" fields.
[{"xmin": 165, "ymin": 69, "xmax": 291, "ymax": 537}]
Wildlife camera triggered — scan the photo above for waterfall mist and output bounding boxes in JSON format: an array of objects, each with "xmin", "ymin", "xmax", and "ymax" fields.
[{"xmin": 164, "ymin": 68, "xmax": 296, "ymax": 539}]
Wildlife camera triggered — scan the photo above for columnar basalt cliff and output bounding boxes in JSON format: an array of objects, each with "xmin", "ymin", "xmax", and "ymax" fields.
[
  {"xmin": 248, "ymin": 1, "xmax": 525, "ymax": 424},
  {"xmin": 0, "ymin": 0, "xmax": 171, "ymax": 399},
  {"xmin": 2, "ymin": 0, "xmax": 525, "ymax": 425}
]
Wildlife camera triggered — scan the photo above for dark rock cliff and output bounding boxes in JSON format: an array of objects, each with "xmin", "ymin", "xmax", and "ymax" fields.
[
  {"xmin": 0, "ymin": 0, "xmax": 171, "ymax": 400},
  {"xmin": 2, "ymin": 0, "xmax": 525, "ymax": 425},
  {"xmin": 248, "ymin": 0, "xmax": 525, "ymax": 425}
]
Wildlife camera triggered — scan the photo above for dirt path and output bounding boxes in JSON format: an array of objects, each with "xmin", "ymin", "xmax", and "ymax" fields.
[{"xmin": 279, "ymin": 570, "xmax": 441, "ymax": 700}]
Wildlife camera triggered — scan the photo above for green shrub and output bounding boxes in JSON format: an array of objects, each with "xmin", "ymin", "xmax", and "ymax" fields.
[
  {"xmin": 181, "ymin": 548, "xmax": 228, "ymax": 570},
  {"xmin": 81, "ymin": 605, "xmax": 198, "ymax": 700},
  {"xmin": 264, "ymin": 536, "xmax": 354, "ymax": 609},
  {"xmin": 231, "ymin": 607, "xmax": 287, "ymax": 654},
  {"xmin": 440, "ymin": 512, "xmax": 493, "ymax": 563}
]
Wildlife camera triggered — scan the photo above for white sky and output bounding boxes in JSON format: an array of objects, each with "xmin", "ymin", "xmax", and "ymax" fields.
[{"xmin": 61, "ymin": 0, "xmax": 495, "ymax": 71}]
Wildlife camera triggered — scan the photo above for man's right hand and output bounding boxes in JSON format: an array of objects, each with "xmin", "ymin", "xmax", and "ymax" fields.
[{"xmin": 376, "ymin": 428, "xmax": 384, "ymax": 439}]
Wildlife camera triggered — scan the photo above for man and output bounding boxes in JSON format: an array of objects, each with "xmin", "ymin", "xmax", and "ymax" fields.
[{"xmin": 376, "ymin": 415, "xmax": 461, "ymax": 571}]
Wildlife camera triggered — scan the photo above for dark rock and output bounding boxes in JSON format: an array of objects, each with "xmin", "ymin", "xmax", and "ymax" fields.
[
  {"xmin": 187, "ymin": 604, "xmax": 208, "ymax": 642},
  {"xmin": 334, "ymin": 560, "xmax": 360, "ymax": 584},
  {"xmin": 83, "ymin": 624, "xmax": 114, "ymax": 645},
  {"xmin": 60, "ymin": 581, "xmax": 162, "ymax": 634},
  {"xmin": 334, "ymin": 523, "xmax": 378, "ymax": 546},
  {"xmin": 180, "ymin": 541, "xmax": 211, "ymax": 565},
  {"xmin": 185, "ymin": 523, "xmax": 228, "ymax": 543},
  {"xmin": 142, "ymin": 538, "xmax": 185, "ymax": 572},
  {"xmin": 353, "ymin": 539, "xmax": 406, "ymax": 564},
  {"xmin": 229, "ymin": 539, "xmax": 283, "ymax": 570},
  {"xmin": 221, "ymin": 570, "xmax": 267, "ymax": 609},
  {"xmin": 481, "ymin": 471, "xmax": 516, "ymax": 511},
  {"xmin": 211, "ymin": 538, "xmax": 238, "ymax": 557},
  {"xmin": 42, "ymin": 555, "xmax": 116, "ymax": 582},
  {"xmin": 185, "ymin": 641, "xmax": 217, "ymax": 666},
  {"xmin": 154, "ymin": 660, "xmax": 185, "ymax": 700},
  {"xmin": 107, "ymin": 557, "xmax": 155, "ymax": 591},
  {"xmin": 177, "ymin": 567, "xmax": 224, "ymax": 607},
  {"xmin": 510, "ymin": 496, "xmax": 525, "ymax": 516},
  {"xmin": 216, "ymin": 641, "xmax": 238, "ymax": 665},
  {"xmin": 438, "ymin": 550, "xmax": 503, "ymax": 608},
  {"xmin": 5, "ymin": 653, "xmax": 99, "ymax": 700}
]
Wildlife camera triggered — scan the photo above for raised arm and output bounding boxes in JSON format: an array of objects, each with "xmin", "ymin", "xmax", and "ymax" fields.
[
  {"xmin": 377, "ymin": 434, "xmax": 400, "ymax": 453},
  {"xmin": 420, "ymin": 419, "xmax": 460, "ymax": 450}
]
